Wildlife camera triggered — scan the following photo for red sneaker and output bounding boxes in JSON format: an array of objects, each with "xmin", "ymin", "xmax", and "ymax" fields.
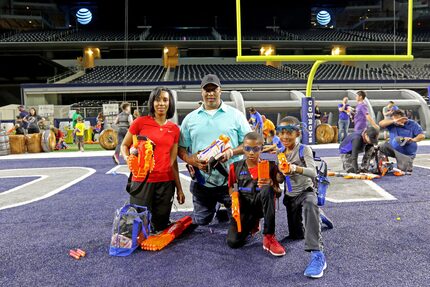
[{"xmin": 263, "ymin": 234, "xmax": 286, "ymax": 257}]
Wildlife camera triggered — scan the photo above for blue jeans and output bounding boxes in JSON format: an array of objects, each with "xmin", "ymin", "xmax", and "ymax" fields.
[
  {"xmin": 114, "ymin": 127, "xmax": 128, "ymax": 156},
  {"xmin": 190, "ymin": 181, "xmax": 231, "ymax": 225},
  {"xmin": 338, "ymin": 119, "xmax": 350, "ymax": 142}
]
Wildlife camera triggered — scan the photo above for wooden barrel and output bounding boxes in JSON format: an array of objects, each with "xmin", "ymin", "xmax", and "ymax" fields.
[
  {"xmin": 41, "ymin": 130, "xmax": 57, "ymax": 152},
  {"xmin": 9, "ymin": 134, "xmax": 26, "ymax": 154},
  {"xmin": 0, "ymin": 131, "xmax": 10, "ymax": 156},
  {"xmin": 99, "ymin": 129, "xmax": 118, "ymax": 150},
  {"xmin": 331, "ymin": 126, "xmax": 339, "ymax": 143},
  {"xmin": 26, "ymin": 133, "xmax": 43, "ymax": 153},
  {"xmin": 316, "ymin": 124, "xmax": 335, "ymax": 144}
]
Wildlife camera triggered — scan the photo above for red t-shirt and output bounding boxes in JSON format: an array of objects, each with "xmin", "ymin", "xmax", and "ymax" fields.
[
  {"xmin": 55, "ymin": 130, "xmax": 64, "ymax": 140},
  {"xmin": 129, "ymin": 116, "xmax": 179, "ymax": 183},
  {"xmin": 228, "ymin": 162, "xmax": 258, "ymax": 188}
]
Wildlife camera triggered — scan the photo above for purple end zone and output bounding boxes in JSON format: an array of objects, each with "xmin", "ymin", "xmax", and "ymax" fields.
[{"xmin": 0, "ymin": 151, "xmax": 429, "ymax": 286}]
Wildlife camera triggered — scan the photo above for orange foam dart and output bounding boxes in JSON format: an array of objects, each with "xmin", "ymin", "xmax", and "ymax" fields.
[
  {"xmin": 141, "ymin": 216, "xmax": 193, "ymax": 251},
  {"xmin": 258, "ymin": 160, "xmax": 270, "ymax": 181},
  {"xmin": 75, "ymin": 249, "xmax": 86, "ymax": 257},
  {"xmin": 327, "ymin": 171, "xmax": 337, "ymax": 177},
  {"xmin": 69, "ymin": 250, "xmax": 80, "ymax": 260},
  {"xmin": 277, "ymin": 153, "xmax": 290, "ymax": 174},
  {"xmin": 231, "ymin": 188, "xmax": 242, "ymax": 233}
]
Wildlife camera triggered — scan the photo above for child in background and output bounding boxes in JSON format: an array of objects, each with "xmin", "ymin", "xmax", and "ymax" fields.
[
  {"xmin": 51, "ymin": 127, "xmax": 68, "ymax": 150},
  {"xmin": 226, "ymin": 132, "xmax": 285, "ymax": 257},
  {"xmin": 74, "ymin": 116, "xmax": 85, "ymax": 152},
  {"xmin": 276, "ymin": 116, "xmax": 327, "ymax": 278},
  {"xmin": 263, "ymin": 130, "xmax": 284, "ymax": 154}
]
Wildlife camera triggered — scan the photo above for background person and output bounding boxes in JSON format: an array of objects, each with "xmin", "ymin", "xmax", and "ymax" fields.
[
  {"xmin": 17, "ymin": 105, "xmax": 29, "ymax": 130},
  {"xmin": 23, "ymin": 107, "xmax": 44, "ymax": 134},
  {"xmin": 338, "ymin": 97, "xmax": 351, "ymax": 142},
  {"xmin": 353, "ymin": 90, "xmax": 378, "ymax": 132},
  {"xmin": 113, "ymin": 103, "xmax": 133, "ymax": 165},
  {"xmin": 378, "ymin": 109, "xmax": 425, "ymax": 174},
  {"xmin": 248, "ymin": 107, "xmax": 263, "ymax": 135}
]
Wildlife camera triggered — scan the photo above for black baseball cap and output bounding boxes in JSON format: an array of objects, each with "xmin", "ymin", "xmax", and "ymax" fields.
[
  {"xmin": 201, "ymin": 74, "xmax": 221, "ymax": 88},
  {"xmin": 365, "ymin": 127, "xmax": 379, "ymax": 144}
]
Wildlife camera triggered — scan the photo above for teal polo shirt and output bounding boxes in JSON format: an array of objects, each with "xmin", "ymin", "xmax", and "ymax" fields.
[{"xmin": 180, "ymin": 102, "xmax": 252, "ymax": 187}]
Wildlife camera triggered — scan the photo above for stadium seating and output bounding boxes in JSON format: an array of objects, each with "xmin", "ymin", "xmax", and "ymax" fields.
[
  {"xmin": 174, "ymin": 64, "xmax": 299, "ymax": 82},
  {"xmin": 1, "ymin": 28, "xmax": 430, "ymax": 42},
  {"xmin": 146, "ymin": 28, "xmax": 214, "ymax": 40},
  {"xmin": 71, "ymin": 65, "xmax": 165, "ymax": 84}
]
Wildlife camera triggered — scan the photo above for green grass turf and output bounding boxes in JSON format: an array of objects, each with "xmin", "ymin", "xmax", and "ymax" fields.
[{"xmin": 54, "ymin": 143, "xmax": 108, "ymax": 152}]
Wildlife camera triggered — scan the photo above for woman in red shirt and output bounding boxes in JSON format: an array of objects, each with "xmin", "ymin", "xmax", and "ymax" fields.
[{"xmin": 121, "ymin": 87, "xmax": 185, "ymax": 232}]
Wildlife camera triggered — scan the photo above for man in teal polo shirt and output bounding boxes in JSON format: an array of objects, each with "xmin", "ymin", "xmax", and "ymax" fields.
[{"xmin": 178, "ymin": 74, "xmax": 252, "ymax": 225}]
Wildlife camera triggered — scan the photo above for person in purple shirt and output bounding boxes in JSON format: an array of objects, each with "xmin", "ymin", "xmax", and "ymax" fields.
[
  {"xmin": 378, "ymin": 109, "xmax": 425, "ymax": 174},
  {"xmin": 353, "ymin": 91, "xmax": 378, "ymax": 132},
  {"xmin": 338, "ymin": 97, "xmax": 351, "ymax": 142}
]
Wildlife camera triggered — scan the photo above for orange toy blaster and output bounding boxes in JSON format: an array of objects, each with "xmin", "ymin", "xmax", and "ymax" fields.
[
  {"xmin": 141, "ymin": 216, "xmax": 193, "ymax": 251},
  {"xmin": 328, "ymin": 171, "xmax": 380, "ymax": 180},
  {"xmin": 127, "ymin": 135, "xmax": 155, "ymax": 181},
  {"xmin": 231, "ymin": 183, "xmax": 242, "ymax": 233},
  {"xmin": 277, "ymin": 152, "xmax": 290, "ymax": 174},
  {"xmin": 258, "ymin": 160, "xmax": 270, "ymax": 180},
  {"xmin": 197, "ymin": 134, "xmax": 231, "ymax": 162}
]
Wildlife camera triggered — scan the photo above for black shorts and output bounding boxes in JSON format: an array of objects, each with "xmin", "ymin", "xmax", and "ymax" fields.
[{"xmin": 129, "ymin": 180, "xmax": 175, "ymax": 232}]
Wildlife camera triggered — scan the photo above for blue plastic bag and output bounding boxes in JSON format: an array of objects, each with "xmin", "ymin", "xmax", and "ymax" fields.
[{"xmin": 109, "ymin": 204, "xmax": 151, "ymax": 257}]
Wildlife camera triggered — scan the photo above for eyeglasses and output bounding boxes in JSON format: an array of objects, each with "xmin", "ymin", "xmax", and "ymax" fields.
[
  {"xmin": 243, "ymin": 145, "xmax": 262, "ymax": 153},
  {"xmin": 276, "ymin": 124, "xmax": 300, "ymax": 133}
]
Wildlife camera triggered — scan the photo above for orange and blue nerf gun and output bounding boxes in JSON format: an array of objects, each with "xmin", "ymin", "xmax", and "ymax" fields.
[
  {"xmin": 231, "ymin": 183, "xmax": 242, "ymax": 233},
  {"xmin": 277, "ymin": 152, "xmax": 293, "ymax": 192},
  {"xmin": 277, "ymin": 152, "xmax": 290, "ymax": 174}
]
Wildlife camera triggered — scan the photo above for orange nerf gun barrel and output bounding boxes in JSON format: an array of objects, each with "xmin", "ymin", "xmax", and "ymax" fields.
[
  {"xmin": 277, "ymin": 152, "xmax": 290, "ymax": 174},
  {"xmin": 258, "ymin": 160, "xmax": 270, "ymax": 180},
  {"xmin": 231, "ymin": 184, "xmax": 242, "ymax": 233},
  {"xmin": 141, "ymin": 216, "xmax": 193, "ymax": 251}
]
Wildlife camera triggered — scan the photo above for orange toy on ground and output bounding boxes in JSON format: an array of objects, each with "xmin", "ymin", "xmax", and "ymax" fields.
[{"xmin": 141, "ymin": 216, "xmax": 193, "ymax": 251}]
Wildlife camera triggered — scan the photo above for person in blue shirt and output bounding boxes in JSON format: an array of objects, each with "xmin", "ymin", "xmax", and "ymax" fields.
[
  {"xmin": 248, "ymin": 107, "xmax": 263, "ymax": 135},
  {"xmin": 339, "ymin": 127, "xmax": 380, "ymax": 173},
  {"xmin": 378, "ymin": 109, "xmax": 425, "ymax": 174},
  {"xmin": 263, "ymin": 130, "xmax": 284, "ymax": 153},
  {"xmin": 17, "ymin": 105, "xmax": 29, "ymax": 129},
  {"xmin": 178, "ymin": 74, "xmax": 252, "ymax": 225},
  {"xmin": 338, "ymin": 97, "xmax": 351, "ymax": 142}
]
